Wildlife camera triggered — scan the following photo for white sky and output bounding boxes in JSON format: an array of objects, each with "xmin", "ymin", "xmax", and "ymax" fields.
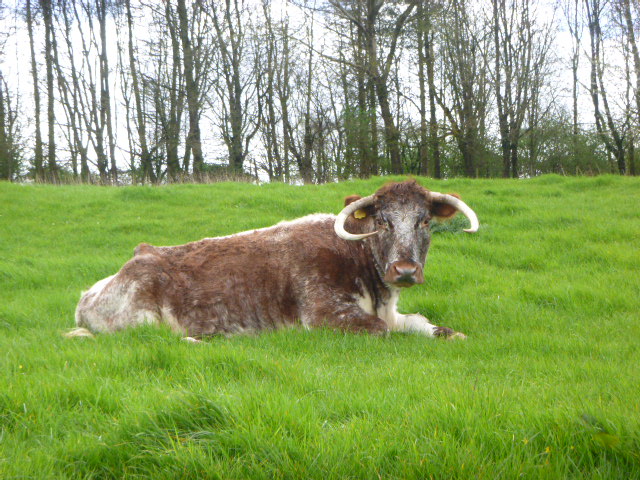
[{"xmin": 0, "ymin": 0, "xmax": 632, "ymax": 175}]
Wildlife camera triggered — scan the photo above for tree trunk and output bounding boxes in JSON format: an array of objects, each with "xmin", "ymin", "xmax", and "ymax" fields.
[
  {"xmin": 570, "ymin": 0, "xmax": 580, "ymax": 145},
  {"xmin": 330, "ymin": 0, "xmax": 415, "ymax": 176},
  {"xmin": 27, "ymin": 0, "xmax": 44, "ymax": 181},
  {"xmin": 425, "ymin": 29, "xmax": 440, "ymax": 179},
  {"xmin": 164, "ymin": 3, "xmax": 183, "ymax": 179},
  {"xmin": 126, "ymin": 0, "xmax": 155, "ymax": 183},
  {"xmin": 628, "ymin": 139, "xmax": 636, "ymax": 176},
  {"xmin": 356, "ymin": 26, "xmax": 373, "ymax": 178},
  {"xmin": 493, "ymin": 0, "xmax": 509, "ymax": 178},
  {"xmin": 0, "ymin": 77, "xmax": 9, "ymax": 180},
  {"xmin": 96, "ymin": 0, "xmax": 117, "ymax": 183},
  {"xmin": 260, "ymin": 0, "xmax": 283, "ymax": 181},
  {"xmin": 510, "ymin": 142, "xmax": 518, "ymax": 178},
  {"xmin": 374, "ymin": 76, "xmax": 402, "ymax": 174},
  {"xmin": 300, "ymin": 22, "xmax": 315, "ymax": 184},
  {"xmin": 60, "ymin": 2, "xmax": 90, "ymax": 182},
  {"xmin": 207, "ymin": 0, "xmax": 259, "ymax": 177},
  {"xmin": 176, "ymin": 0, "xmax": 204, "ymax": 178},
  {"xmin": 622, "ymin": 0, "xmax": 640, "ymax": 137},
  {"xmin": 368, "ymin": 77, "xmax": 378, "ymax": 175},
  {"xmin": 53, "ymin": 0, "xmax": 78, "ymax": 179},
  {"xmin": 586, "ymin": 0, "xmax": 626, "ymax": 174},
  {"xmin": 41, "ymin": 0, "xmax": 58, "ymax": 182},
  {"xmin": 417, "ymin": 1, "xmax": 428, "ymax": 176}
]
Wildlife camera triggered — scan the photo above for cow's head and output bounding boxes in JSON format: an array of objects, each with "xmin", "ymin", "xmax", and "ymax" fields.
[{"xmin": 334, "ymin": 180, "xmax": 479, "ymax": 288}]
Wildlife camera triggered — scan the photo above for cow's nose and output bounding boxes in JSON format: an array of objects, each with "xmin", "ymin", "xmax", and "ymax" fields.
[
  {"xmin": 384, "ymin": 261, "xmax": 424, "ymax": 286},
  {"xmin": 394, "ymin": 264, "xmax": 417, "ymax": 277}
]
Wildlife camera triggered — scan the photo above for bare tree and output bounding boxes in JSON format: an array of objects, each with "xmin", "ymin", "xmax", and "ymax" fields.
[
  {"xmin": 276, "ymin": 14, "xmax": 320, "ymax": 183},
  {"xmin": 57, "ymin": 0, "xmax": 91, "ymax": 181},
  {"xmin": 53, "ymin": 0, "xmax": 80, "ymax": 178},
  {"xmin": 436, "ymin": 0, "xmax": 491, "ymax": 177},
  {"xmin": 157, "ymin": 1, "xmax": 186, "ymax": 179},
  {"xmin": 329, "ymin": 0, "xmax": 417, "ymax": 174},
  {"xmin": 618, "ymin": 0, "xmax": 639, "ymax": 175},
  {"xmin": 0, "ymin": 75, "xmax": 10, "ymax": 179},
  {"xmin": 205, "ymin": 0, "xmax": 259, "ymax": 176},
  {"xmin": 563, "ymin": 0, "xmax": 583, "ymax": 149},
  {"xmin": 257, "ymin": 0, "xmax": 286, "ymax": 181},
  {"xmin": 585, "ymin": 0, "xmax": 626, "ymax": 174},
  {"xmin": 40, "ymin": 0, "xmax": 59, "ymax": 181},
  {"xmin": 124, "ymin": 0, "xmax": 154, "ymax": 182},
  {"xmin": 415, "ymin": 0, "xmax": 442, "ymax": 177},
  {"xmin": 492, "ymin": 0, "xmax": 554, "ymax": 178},
  {"xmin": 0, "ymin": 74, "xmax": 22, "ymax": 180},
  {"xmin": 176, "ymin": 0, "xmax": 204, "ymax": 177},
  {"xmin": 26, "ymin": 0, "xmax": 44, "ymax": 180}
]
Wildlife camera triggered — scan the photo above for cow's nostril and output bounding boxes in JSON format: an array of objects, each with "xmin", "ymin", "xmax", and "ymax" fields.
[{"xmin": 394, "ymin": 264, "xmax": 417, "ymax": 276}]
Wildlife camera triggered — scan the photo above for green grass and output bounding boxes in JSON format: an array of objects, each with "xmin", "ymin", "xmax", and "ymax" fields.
[{"xmin": 1, "ymin": 175, "xmax": 639, "ymax": 479}]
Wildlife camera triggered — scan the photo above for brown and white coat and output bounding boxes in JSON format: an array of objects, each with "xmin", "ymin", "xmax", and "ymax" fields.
[{"xmin": 71, "ymin": 180, "xmax": 478, "ymax": 340}]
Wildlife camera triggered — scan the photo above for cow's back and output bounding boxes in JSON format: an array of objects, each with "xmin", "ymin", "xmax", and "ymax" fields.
[
  {"xmin": 76, "ymin": 213, "xmax": 378, "ymax": 336},
  {"xmin": 133, "ymin": 214, "xmax": 368, "ymax": 335}
]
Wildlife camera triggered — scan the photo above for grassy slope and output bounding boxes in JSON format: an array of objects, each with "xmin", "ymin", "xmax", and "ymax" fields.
[{"xmin": 0, "ymin": 176, "xmax": 639, "ymax": 479}]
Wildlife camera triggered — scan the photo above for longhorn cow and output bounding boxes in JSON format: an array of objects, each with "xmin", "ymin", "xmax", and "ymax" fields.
[{"xmin": 69, "ymin": 180, "xmax": 479, "ymax": 340}]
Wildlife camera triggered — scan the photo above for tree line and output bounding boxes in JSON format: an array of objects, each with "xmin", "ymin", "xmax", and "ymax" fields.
[{"xmin": 0, "ymin": 0, "xmax": 638, "ymax": 184}]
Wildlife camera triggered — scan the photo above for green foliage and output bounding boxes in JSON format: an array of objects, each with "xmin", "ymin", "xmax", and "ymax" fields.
[
  {"xmin": 1, "ymin": 176, "xmax": 639, "ymax": 478},
  {"xmin": 522, "ymin": 112, "xmax": 612, "ymax": 176}
]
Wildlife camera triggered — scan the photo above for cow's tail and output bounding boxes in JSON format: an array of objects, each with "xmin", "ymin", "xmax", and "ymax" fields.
[{"xmin": 63, "ymin": 327, "xmax": 95, "ymax": 339}]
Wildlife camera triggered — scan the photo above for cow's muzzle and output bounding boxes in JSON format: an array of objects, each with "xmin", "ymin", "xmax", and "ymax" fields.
[{"xmin": 384, "ymin": 261, "xmax": 424, "ymax": 287}]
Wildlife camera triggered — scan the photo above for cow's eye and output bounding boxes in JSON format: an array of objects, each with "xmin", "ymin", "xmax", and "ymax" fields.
[
  {"xmin": 417, "ymin": 214, "xmax": 431, "ymax": 228},
  {"xmin": 376, "ymin": 215, "xmax": 391, "ymax": 230}
]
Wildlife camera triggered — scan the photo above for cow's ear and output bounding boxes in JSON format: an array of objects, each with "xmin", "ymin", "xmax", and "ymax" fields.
[
  {"xmin": 344, "ymin": 194, "xmax": 375, "ymax": 219},
  {"xmin": 344, "ymin": 195, "xmax": 362, "ymax": 206},
  {"xmin": 430, "ymin": 193, "xmax": 460, "ymax": 219}
]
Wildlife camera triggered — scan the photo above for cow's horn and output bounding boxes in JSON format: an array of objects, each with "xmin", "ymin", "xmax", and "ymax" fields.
[
  {"xmin": 334, "ymin": 195, "xmax": 379, "ymax": 241},
  {"xmin": 429, "ymin": 192, "xmax": 479, "ymax": 233}
]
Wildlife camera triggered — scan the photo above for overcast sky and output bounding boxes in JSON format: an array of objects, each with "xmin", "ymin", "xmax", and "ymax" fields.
[{"xmin": 0, "ymin": 0, "xmax": 631, "ymax": 173}]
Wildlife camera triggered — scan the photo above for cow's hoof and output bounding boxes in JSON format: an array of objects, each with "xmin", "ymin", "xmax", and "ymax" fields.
[
  {"xmin": 63, "ymin": 327, "xmax": 95, "ymax": 339},
  {"xmin": 182, "ymin": 336, "xmax": 202, "ymax": 344},
  {"xmin": 447, "ymin": 331, "xmax": 467, "ymax": 340},
  {"xmin": 434, "ymin": 326, "xmax": 467, "ymax": 340}
]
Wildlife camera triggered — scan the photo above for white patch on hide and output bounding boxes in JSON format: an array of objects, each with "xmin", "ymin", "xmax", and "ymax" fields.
[
  {"xmin": 82, "ymin": 274, "xmax": 115, "ymax": 297},
  {"xmin": 355, "ymin": 290, "xmax": 375, "ymax": 316},
  {"xmin": 394, "ymin": 313, "xmax": 438, "ymax": 337},
  {"xmin": 208, "ymin": 214, "xmax": 335, "ymax": 241},
  {"xmin": 76, "ymin": 278, "xmax": 157, "ymax": 333},
  {"xmin": 276, "ymin": 213, "xmax": 335, "ymax": 227},
  {"xmin": 160, "ymin": 306, "xmax": 184, "ymax": 334},
  {"xmin": 63, "ymin": 327, "xmax": 95, "ymax": 338},
  {"xmin": 377, "ymin": 288, "xmax": 400, "ymax": 329},
  {"xmin": 182, "ymin": 336, "xmax": 202, "ymax": 343}
]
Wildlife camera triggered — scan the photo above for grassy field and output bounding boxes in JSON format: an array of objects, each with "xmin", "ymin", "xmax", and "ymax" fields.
[{"xmin": 1, "ymin": 175, "xmax": 639, "ymax": 479}]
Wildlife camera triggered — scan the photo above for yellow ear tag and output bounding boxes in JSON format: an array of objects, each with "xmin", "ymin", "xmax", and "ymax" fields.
[{"xmin": 354, "ymin": 209, "xmax": 367, "ymax": 219}]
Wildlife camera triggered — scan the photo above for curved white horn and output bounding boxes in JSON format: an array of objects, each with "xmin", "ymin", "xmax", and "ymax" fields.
[
  {"xmin": 334, "ymin": 195, "xmax": 379, "ymax": 241},
  {"xmin": 429, "ymin": 192, "xmax": 480, "ymax": 233}
]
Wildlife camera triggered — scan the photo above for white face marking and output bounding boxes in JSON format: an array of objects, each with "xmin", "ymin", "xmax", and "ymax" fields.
[{"xmin": 385, "ymin": 209, "xmax": 422, "ymax": 266}]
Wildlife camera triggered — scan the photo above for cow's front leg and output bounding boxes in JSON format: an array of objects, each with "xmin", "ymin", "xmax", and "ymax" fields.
[
  {"xmin": 307, "ymin": 304, "xmax": 389, "ymax": 335},
  {"xmin": 395, "ymin": 313, "xmax": 466, "ymax": 340}
]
